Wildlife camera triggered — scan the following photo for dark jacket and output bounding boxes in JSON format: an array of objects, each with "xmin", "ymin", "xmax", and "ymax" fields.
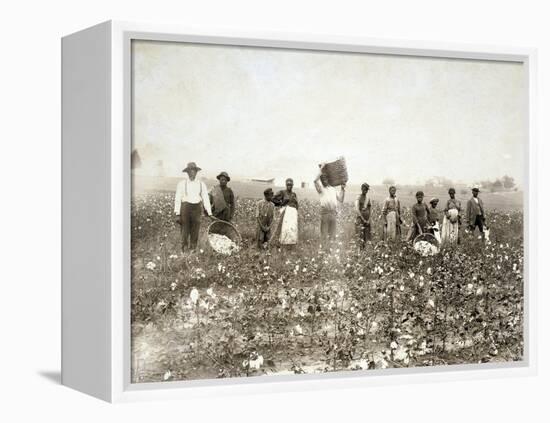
[{"xmin": 466, "ymin": 197, "xmax": 485, "ymax": 226}]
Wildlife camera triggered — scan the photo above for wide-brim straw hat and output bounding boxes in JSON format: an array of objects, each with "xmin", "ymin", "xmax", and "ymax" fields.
[
  {"xmin": 216, "ymin": 171, "xmax": 231, "ymax": 182},
  {"xmin": 182, "ymin": 162, "xmax": 202, "ymax": 173}
]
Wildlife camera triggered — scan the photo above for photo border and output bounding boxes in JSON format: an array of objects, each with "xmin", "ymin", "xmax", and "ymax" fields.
[{"xmin": 110, "ymin": 21, "xmax": 537, "ymax": 402}]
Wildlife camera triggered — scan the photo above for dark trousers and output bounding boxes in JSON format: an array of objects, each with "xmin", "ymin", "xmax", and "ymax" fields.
[
  {"xmin": 355, "ymin": 218, "xmax": 371, "ymax": 250},
  {"xmin": 257, "ymin": 227, "xmax": 271, "ymax": 248},
  {"xmin": 321, "ymin": 210, "xmax": 337, "ymax": 245},
  {"xmin": 469, "ymin": 215, "xmax": 485, "ymax": 238},
  {"xmin": 179, "ymin": 202, "xmax": 202, "ymax": 251}
]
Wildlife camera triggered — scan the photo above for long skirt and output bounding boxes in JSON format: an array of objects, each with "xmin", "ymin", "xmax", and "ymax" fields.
[
  {"xmin": 384, "ymin": 211, "xmax": 400, "ymax": 241},
  {"xmin": 279, "ymin": 206, "xmax": 298, "ymax": 245},
  {"xmin": 441, "ymin": 215, "xmax": 459, "ymax": 245}
]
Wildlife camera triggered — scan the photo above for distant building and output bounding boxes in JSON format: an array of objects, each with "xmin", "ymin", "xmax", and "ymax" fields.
[{"xmin": 251, "ymin": 177, "xmax": 275, "ymax": 185}]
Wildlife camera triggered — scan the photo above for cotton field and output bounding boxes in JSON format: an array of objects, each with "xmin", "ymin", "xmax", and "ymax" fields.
[{"xmin": 131, "ymin": 190, "xmax": 524, "ymax": 383}]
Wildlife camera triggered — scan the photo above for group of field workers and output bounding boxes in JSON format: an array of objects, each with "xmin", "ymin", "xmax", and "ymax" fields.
[
  {"xmin": 174, "ymin": 161, "xmax": 487, "ymax": 253},
  {"xmin": 377, "ymin": 185, "xmax": 487, "ymax": 247}
]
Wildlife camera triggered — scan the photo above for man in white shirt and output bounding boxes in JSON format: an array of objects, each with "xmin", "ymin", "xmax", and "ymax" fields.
[
  {"xmin": 314, "ymin": 168, "xmax": 345, "ymax": 248},
  {"xmin": 174, "ymin": 162, "xmax": 213, "ymax": 252}
]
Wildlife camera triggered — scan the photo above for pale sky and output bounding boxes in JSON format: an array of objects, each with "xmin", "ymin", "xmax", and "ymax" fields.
[{"xmin": 132, "ymin": 40, "xmax": 527, "ymax": 186}]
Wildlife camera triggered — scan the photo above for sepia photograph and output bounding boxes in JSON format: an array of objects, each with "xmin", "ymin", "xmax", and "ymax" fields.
[{"xmin": 130, "ymin": 39, "xmax": 527, "ymax": 383}]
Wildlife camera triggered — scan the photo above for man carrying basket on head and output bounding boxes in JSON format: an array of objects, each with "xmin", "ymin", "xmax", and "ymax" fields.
[{"xmin": 174, "ymin": 162, "xmax": 213, "ymax": 253}]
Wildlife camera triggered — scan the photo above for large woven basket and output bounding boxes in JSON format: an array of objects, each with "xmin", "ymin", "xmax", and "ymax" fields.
[
  {"xmin": 207, "ymin": 220, "xmax": 242, "ymax": 252},
  {"xmin": 321, "ymin": 157, "xmax": 348, "ymax": 187}
]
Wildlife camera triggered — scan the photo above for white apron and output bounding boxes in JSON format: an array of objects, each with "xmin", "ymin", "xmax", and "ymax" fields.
[{"xmin": 279, "ymin": 206, "xmax": 298, "ymax": 245}]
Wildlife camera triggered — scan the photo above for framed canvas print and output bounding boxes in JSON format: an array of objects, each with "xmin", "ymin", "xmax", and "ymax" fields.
[{"xmin": 61, "ymin": 21, "xmax": 537, "ymax": 402}]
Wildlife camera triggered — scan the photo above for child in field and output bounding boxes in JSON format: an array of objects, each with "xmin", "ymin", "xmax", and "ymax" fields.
[
  {"xmin": 406, "ymin": 191, "xmax": 430, "ymax": 242},
  {"xmin": 428, "ymin": 197, "xmax": 442, "ymax": 243},
  {"xmin": 382, "ymin": 185, "xmax": 402, "ymax": 241},
  {"xmin": 256, "ymin": 188, "xmax": 275, "ymax": 249}
]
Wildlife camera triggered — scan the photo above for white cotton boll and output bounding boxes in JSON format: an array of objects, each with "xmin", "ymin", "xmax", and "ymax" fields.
[
  {"xmin": 146, "ymin": 261, "xmax": 156, "ymax": 270},
  {"xmin": 295, "ymin": 325, "xmax": 303, "ymax": 335},
  {"xmin": 190, "ymin": 288, "xmax": 199, "ymax": 305},
  {"xmin": 390, "ymin": 341, "xmax": 398, "ymax": 349},
  {"xmin": 394, "ymin": 347, "xmax": 408, "ymax": 361},
  {"xmin": 369, "ymin": 321, "xmax": 379, "ymax": 334},
  {"xmin": 428, "ymin": 299, "xmax": 435, "ymax": 308},
  {"xmin": 206, "ymin": 287, "xmax": 215, "ymax": 298},
  {"xmin": 163, "ymin": 370, "xmax": 171, "ymax": 381},
  {"xmin": 247, "ymin": 355, "xmax": 264, "ymax": 370}
]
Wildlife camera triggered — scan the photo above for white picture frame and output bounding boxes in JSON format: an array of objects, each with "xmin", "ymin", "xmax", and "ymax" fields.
[{"xmin": 61, "ymin": 20, "xmax": 537, "ymax": 403}]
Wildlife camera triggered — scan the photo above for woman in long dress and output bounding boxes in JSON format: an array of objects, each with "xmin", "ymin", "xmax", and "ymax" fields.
[
  {"xmin": 272, "ymin": 178, "xmax": 299, "ymax": 246},
  {"xmin": 382, "ymin": 186, "xmax": 402, "ymax": 242},
  {"xmin": 441, "ymin": 188, "xmax": 461, "ymax": 246}
]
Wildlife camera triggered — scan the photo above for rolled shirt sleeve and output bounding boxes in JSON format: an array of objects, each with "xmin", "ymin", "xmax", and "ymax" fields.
[{"xmin": 200, "ymin": 182, "xmax": 212, "ymax": 216}]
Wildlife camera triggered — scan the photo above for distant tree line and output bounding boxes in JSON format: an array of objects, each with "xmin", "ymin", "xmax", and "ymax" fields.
[
  {"xmin": 475, "ymin": 175, "xmax": 517, "ymax": 192},
  {"xmin": 380, "ymin": 175, "xmax": 517, "ymax": 193}
]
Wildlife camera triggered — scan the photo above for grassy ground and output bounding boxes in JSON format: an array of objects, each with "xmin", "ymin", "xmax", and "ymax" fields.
[{"xmin": 131, "ymin": 178, "xmax": 524, "ymax": 383}]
